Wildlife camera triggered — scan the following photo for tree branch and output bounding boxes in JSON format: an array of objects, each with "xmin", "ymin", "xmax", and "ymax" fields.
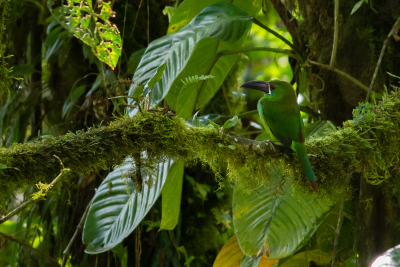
[
  {"xmin": 0, "ymin": 156, "xmax": 70, "ymax": 224},
  {"xmin": 2, "ymin": 90, "xmax": 400, "ymax": 211}
]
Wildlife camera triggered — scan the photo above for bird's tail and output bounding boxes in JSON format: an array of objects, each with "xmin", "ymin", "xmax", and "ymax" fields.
[{"xmin": 294, "ymin": 142, "xmax": 318, "ymax": 193}]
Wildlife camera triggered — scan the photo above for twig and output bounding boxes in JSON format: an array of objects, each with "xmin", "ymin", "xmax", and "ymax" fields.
[
  {"xmin": 0, "ymin": 231, "xmax": 60, "ymax": 265},
  {"xmin": 129, "ymin": 0, "xmax": 144, "ymax": 38},
  {"xmin": 218, "ymin": 47, "xmax": 298, "ymax": 59},
  {"xmin": 308, "ymin": 60, "xmax": 369, "ymax": 93},
  {"xmin": 61, "ymin": 200, "xmax": 92, "ymax": 267},
  {"xmin": 0, "ymin": 155, "xmax": 70, "ymax": 225},
  {"xmin": 146, "ymin": 0, "xmax": 150, "ymax": 46},
  {"xmin": 330, "ymin": 0, "xmax": 339, "ymax": 67},
  {"xmin": 365, "ymin": 17, "xmax": 400, "ymax": 102},
  {"xmin": 331, "ymin": 196, "xmax": 345, "ymax": 267},
  {"xmin": 253, "ymin": 18, "xmax": 303, "ymax": 59}
]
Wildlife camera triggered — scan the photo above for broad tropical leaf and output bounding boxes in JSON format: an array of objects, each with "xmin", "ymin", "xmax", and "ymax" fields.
[
  {"xmin": 241, "ymin": 256, "xmax": 261, "ymax": 267},
  {"xmin": 233, "ymin": 162, "xmax": 335, "ymax": 259},
  {"xmin": 164, "ymin": 0, "xmax": 263, "ymax": 118},
  {"xmin": 160, "ymin": 160, "xmax": 184, "ymax": 230},
  {"xmin": 128, "ymin": 2, "xmax": 254, "ymax": 117},
  {"xmin": 82, "ymin": 158, "xmax": 172, "ymax": 254}
]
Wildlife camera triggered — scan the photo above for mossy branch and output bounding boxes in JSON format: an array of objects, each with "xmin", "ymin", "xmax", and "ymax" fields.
[
  {"xmin": 2, "ymin": 90, "xmax": 400, "ymax": 213},
  {"xmin": 0, "ymin": 155, "xmax": 70, "ymax": 224}
]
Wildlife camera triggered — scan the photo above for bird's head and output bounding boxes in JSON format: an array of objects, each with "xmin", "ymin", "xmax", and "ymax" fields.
[{"xmin": 240, "ymin": 79, "xmax": 294, "ymax": 97}]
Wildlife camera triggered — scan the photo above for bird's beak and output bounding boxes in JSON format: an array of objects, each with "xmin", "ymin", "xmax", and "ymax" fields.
[{"xmin": 240, "ymin": 80, "xmax": 271, "ymax": 95}]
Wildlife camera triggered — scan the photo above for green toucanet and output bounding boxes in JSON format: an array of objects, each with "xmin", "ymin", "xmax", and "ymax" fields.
[{"xmin": 241, "ymin": 79, "xmax": 318, "ymax": 192}]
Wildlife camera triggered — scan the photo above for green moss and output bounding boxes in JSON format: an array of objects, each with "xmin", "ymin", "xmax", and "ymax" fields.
[
  {"xmin": 2, "ymin": 90, "xmax": 400, "ymax": 213},
  {"xmin": 0, "ymin": 0, "xmax": 11, "ymax": 94}
]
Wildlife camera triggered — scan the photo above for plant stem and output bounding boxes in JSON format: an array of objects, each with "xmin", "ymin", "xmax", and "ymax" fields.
[
  {"xmin": 218, "ymin": 47, "xmax": 297, "ymax": 59},
  {"xmin": 253, "ymin": 18, "xmax": 303, "ymax": 60},
  {"xmin": 330, "ymin": 0, "xmax": 339, "ymax": 67},
  {"xmin": 331, "ymin": 196, "xmax": 345, "ymax": 267},
  {"xmin": 0, "ymin": 231, "xmax": 60, "ymax": 265},
  {"xmin": 61, "ymin": 200, "xmax": 92, "ymax": 267},
  {"xmin": 0, "ymin": 155, "xmax": 70, "ymax": 225},
  {"xmin": 308, "ymin": 60, "xmax": 369, "ymax": 93},
  {"xmin": 365, "ymin": 17, "xmax": 400, "ymax": 102}
]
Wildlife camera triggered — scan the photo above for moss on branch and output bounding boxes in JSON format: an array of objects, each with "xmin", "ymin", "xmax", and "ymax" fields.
[{"xmin": 2, "ymin": 90, "xmax": 400, "ymax": 213}]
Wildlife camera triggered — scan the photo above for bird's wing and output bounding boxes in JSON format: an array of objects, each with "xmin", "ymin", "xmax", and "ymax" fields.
[{"xmin": 257, "ymin": 97, "xmax": 301, "ymax": 147}]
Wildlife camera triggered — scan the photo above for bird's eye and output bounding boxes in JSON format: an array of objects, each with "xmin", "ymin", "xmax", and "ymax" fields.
[{"xmin": 270, "ymin": 84, "xmax": 277, "ymax": 90}]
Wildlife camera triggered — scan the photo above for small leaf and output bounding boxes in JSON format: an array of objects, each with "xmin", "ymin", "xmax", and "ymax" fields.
[
  {"xmin": 350, "ymin": 0, "xmax": 366, "ymax": 15},
  {"xmin": 0, "ymin": 163, "xmax": 8, "ymax": 169},
  {"xmin": 162, "ymin": 6, "xmax": 176, "ymax": 22},
  {"xmin": 218, "ymin": 143, "xmax": 224, "ymax": 148},
  {"xmin": 223, "ymin": 116, "xmax": 238, "ymax": 130},
  {"xmin": 148, "ymin": 63, "xmax": 167, "ymax": 90},
  {"xmin": 228, "ymin": 145, "xmax": 236, "ymax": 150},
  {"xmin": 208, "ymin": 119, "xmax": 220, "ymax": 129},
  {"xmin": 132, "ymin": 86, "xmax": 144, "ymax": 99},
  {"xmin": 255, "ymin": 131, "xmax": 272, "ymax": 141}
]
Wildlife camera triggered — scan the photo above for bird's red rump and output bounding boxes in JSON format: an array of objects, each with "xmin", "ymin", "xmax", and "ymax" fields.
[{"xmin": 299, "ymin": 126, "xmax": 304, "ymax": 143}]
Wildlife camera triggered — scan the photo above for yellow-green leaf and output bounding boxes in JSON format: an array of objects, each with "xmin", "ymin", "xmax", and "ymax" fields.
[
  {"xmin": 214, "ymin": 235, "xmax": 280, "ymax": 267},
  {"xmin": 48, "ymin": 0, "xmax": 121, "ymax": 69}
]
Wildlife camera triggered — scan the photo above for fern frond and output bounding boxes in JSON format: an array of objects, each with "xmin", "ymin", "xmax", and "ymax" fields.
[{"xmin": 180, "ymin": 75, "xmax": 216, "ymax": 88}]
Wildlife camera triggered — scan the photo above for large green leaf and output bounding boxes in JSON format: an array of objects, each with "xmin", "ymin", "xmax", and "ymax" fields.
[
  {"xmin": 128, "ymin": 2, "xmax": 253, "ymax": 116},
  {"xmin": 160, "ymin": 160, "xmax": 184, "ymax": 230},
  {"xmin": 164, "ymin": 0, "xmax": 262, "ymax": 118},
  {"xmin": 233, "ymin": 162, "xmax": 335, "ymax": 259},
  {"xmin": 82, "ymin": 158, "xmax": 173, "ymax": 254}
]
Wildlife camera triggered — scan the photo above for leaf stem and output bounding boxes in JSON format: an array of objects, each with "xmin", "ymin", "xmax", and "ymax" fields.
[
  {"xmin": 253, "ymin": 18, "xmax": 302, "ymax": 59},
  {"xmin": 331, "ymin": 196, "xmax": 345, "ymax": 267},
  {"xmin": 218, "ymin": 47, "xmax": 297, "ymax": 59},
  {"xmin": 61, "ymin": 200, "xmax": 92, "ymax": 267}
]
